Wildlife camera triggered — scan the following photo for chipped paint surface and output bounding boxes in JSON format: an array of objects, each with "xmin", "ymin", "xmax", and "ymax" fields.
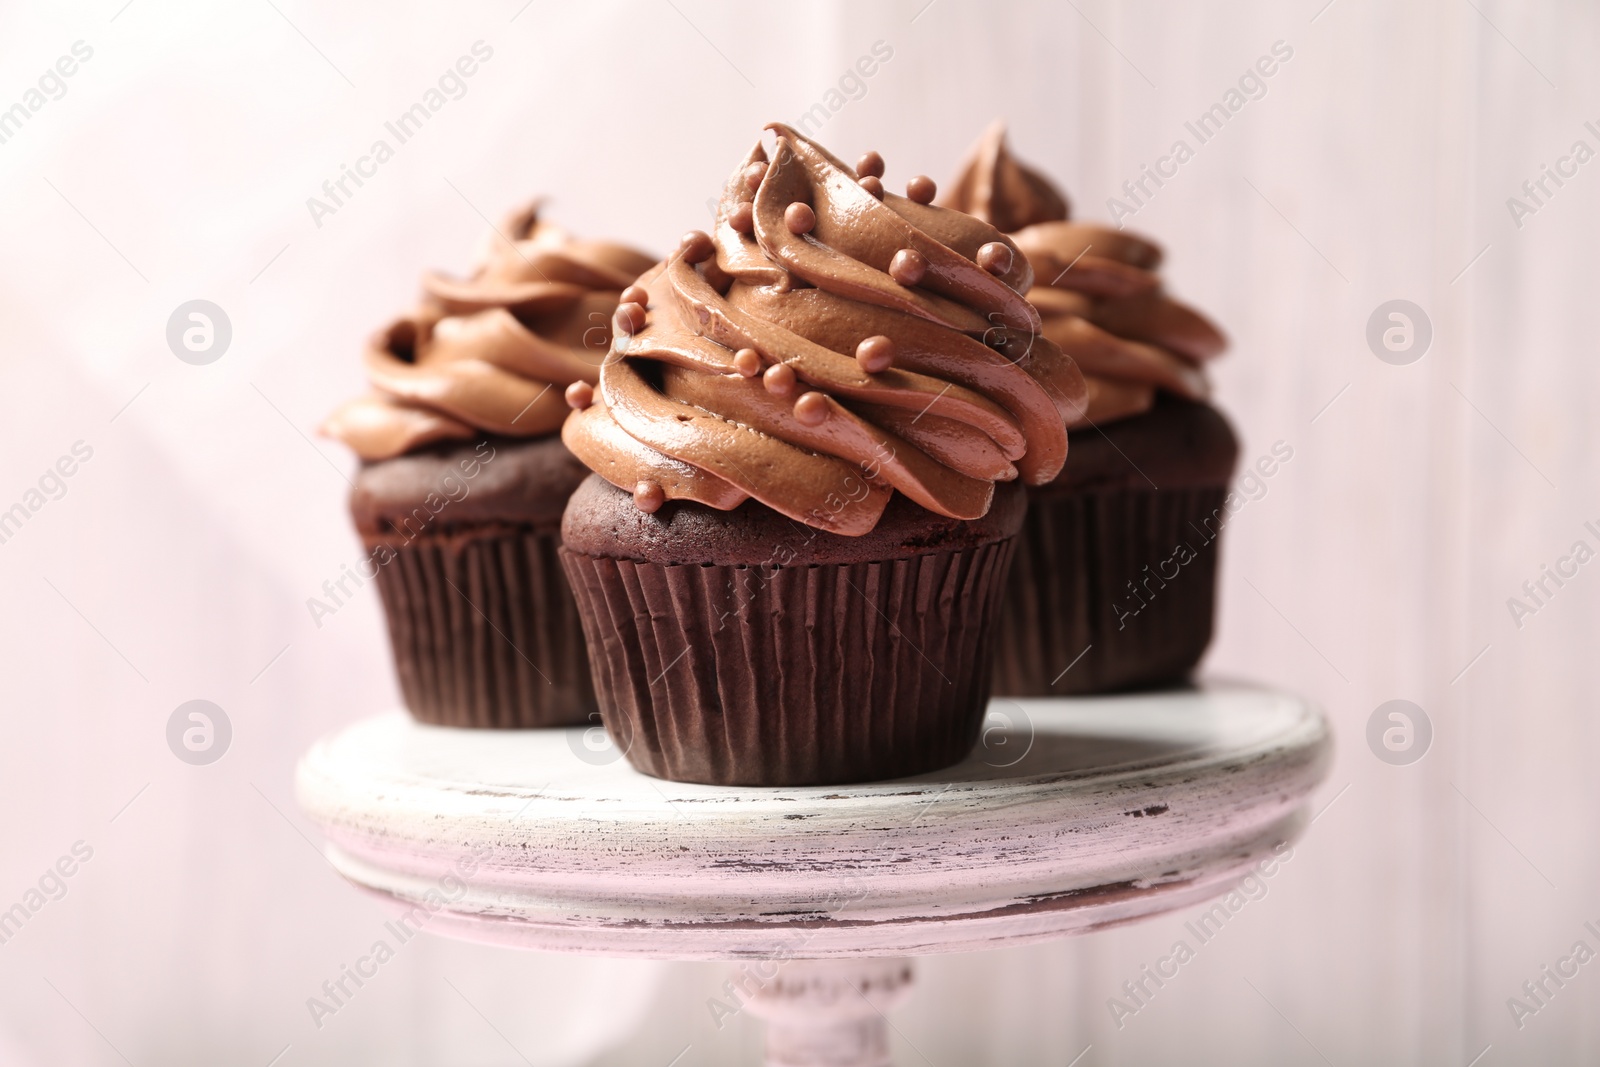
[{"xmin": 296, "ymin": 682, "xmax": 1329, "ymax": 960}]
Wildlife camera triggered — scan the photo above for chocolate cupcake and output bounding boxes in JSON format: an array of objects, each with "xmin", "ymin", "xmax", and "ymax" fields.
[
  {"xmin": 558, "ymin": 125, "xmax": 1085, "ymax": 786},
  {"xmin": 943, "ymin": 123, "xmax": 1238, "ymax": 695},
  {"xmin": 323, "ymin": 202, "xmax": 655, "ymax": 728}
]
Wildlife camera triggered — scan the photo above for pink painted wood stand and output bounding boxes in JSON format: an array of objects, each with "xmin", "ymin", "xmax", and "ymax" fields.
[{"xmin": 297, "ymin": 680, "xmax": 1329, "ymax": 1066}]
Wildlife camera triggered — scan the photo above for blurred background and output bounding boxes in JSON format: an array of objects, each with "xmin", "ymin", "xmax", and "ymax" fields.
[{"xmin": 1, "ymin": 0, "xmax": 1595, "ymax": 1063}]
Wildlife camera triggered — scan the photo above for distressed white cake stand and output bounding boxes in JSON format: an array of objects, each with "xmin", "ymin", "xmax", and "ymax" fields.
[{"xmin": 296, "ymin": 680, "xmax": 1329, "ymax": 1066}]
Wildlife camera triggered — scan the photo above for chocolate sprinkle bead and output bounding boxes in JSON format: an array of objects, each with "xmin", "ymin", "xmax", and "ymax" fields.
[
  {"xmin": 620, "ymin": 284, "xmax": 650, "ymax": 307},
  {"xmin": 564, "ymin": 381, "xmax": 595, "ymax": 410},
  {"xmin": 614, "ymin": 301, "xmax": 646, "ymax": 335},
  {"xmin": 743, "ymin": 161, "xmax": 768, "ymax": 193},
  {"xmin": 856, "ymin": 150, "xmax": 885, "ymax": 178},
  {"xmin": 679, "ymin": 230, "xmax": 714, "ymax": 264},
  {"xmin": 889, "ymin": 248, "xmax": 927, "ymax": 286},
  {"xmin": 729, "ymin": 201, "xmax": 755, "ymax": 234},
  {"xmin": 859, "ymin": 175, "xmax": 884, "ymax": 199},
  {"xmin": 733, "ymin": 348, "xmax": 762, "ymax": 377},
  {"xmin": 976, "ymin": 241, "xmax": 1013, "ymax": 275},
  {"xmin": 906, "ymin": 175, "xmax": 937, "ymax": 204},
  {"xmin": 763, "ymin": 362, "xmax": 797, "ymax": 397},
  {"xmin": 785, "ymin": 201, "xmax": 816, "ymax": 234},
  {"xmin": 633, "ymin": 481, "xmax": 665, "ymax": 513},
  {"xmin": 855, "ymin": 335, "xmax": 896, "ymax": 374},
  {"xmin": 793, "ymin": 392, "xmax": 829, "ymax": 426}
]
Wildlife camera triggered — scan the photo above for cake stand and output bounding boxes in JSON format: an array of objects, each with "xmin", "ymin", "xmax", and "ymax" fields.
[{"xmin": 296, "ymin": 680, "xmax": 1330, "ymax": 1066}]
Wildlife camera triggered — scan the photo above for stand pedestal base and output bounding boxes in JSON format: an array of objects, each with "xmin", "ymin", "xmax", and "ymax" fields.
[{"xmin": 744, "ymin": 959, "xmax": 913, "ymax": 1067}]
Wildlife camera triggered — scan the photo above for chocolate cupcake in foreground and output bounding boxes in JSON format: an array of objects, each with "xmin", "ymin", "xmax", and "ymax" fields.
[
  {"xmin": 559, "ymin": 124, "xmax": 1085, "ymax": 786},
  {"xmin": 323, "ymin": 202, "xmax": 655, "ymax": 728},
  {"xmin": 943, "ymin": 123, "xmax": 1238, "ymax": 696}
]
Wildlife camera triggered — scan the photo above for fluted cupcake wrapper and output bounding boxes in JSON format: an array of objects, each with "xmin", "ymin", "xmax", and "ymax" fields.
[
  {"xmin": 992, "ymin": 487, "xmax": 1228, "ymax": 696},
  {"xmin": 368, "ymin": 526, "xmax": 597, "ymax": 728},
  {"xmin": 560, "ymin": 539, "xmax": 1016, "ymax": 786}
]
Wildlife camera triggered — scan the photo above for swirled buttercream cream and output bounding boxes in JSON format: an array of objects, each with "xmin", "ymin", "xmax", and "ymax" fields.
[
  {"xmin": 561, "ymin": 124, "xmax": 1086, "ymax": 536},
  {"xmin": 323, "ymin": 201, "xmax": 656, "ymax": 461},
  {"xmin": 941, "ymin": 121, "xmax": 1226, "ymax": 428}
]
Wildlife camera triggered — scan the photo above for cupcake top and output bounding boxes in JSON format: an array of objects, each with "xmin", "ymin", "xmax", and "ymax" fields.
[
  {"xmin": 561, "ymin": 123, "xmax": 1086, "ymax": 536},
  {"xmin": 323, "ymin": 201, "xmax": 657, "ymax": 461},
  {"xmin": 941, "ymin": 122, "xmax": 1226, "ymax": 428}
]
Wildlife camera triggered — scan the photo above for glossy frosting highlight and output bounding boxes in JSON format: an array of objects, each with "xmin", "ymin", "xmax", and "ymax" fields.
[
  {"xmin": 940, "ymin": 122, "xmax": 1225, "ymax": 428},
  {"xmin": 562, "ymin": 124, "xmax": 1086, "ymax": 536},
  {"xmin": 324, "ymin": 201, "xmax": 656, "ymax": 461}
]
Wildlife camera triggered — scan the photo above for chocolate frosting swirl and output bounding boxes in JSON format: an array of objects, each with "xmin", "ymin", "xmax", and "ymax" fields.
[
  {"xmin": 323, "ymin": 201, "xmax": 656, "ymax": 461},
  {"xmin": 940, "ymin": 122, "xmax": 1226, "ymax": 428},
  {"xmin": 561, "ymin": 124, "xmax": 1086, "ymax": 536}
]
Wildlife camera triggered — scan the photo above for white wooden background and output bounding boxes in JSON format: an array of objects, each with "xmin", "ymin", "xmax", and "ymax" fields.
[{"xmin": 0, "ymin": 1, "xmax": 1594, "ymax": 1064}]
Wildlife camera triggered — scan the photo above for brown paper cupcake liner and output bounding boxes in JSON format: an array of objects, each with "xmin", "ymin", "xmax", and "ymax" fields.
[
  {"xmin": 368, "ymin": 525, "xmax": 597, "ymax": 728},
  {"xmin": 992, "ymin": 487, "xmax": 1227, "ymax": 696},
  {"xmin": 560, "ymin": 539, "xmax": 1015, "ymax": 786}
]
